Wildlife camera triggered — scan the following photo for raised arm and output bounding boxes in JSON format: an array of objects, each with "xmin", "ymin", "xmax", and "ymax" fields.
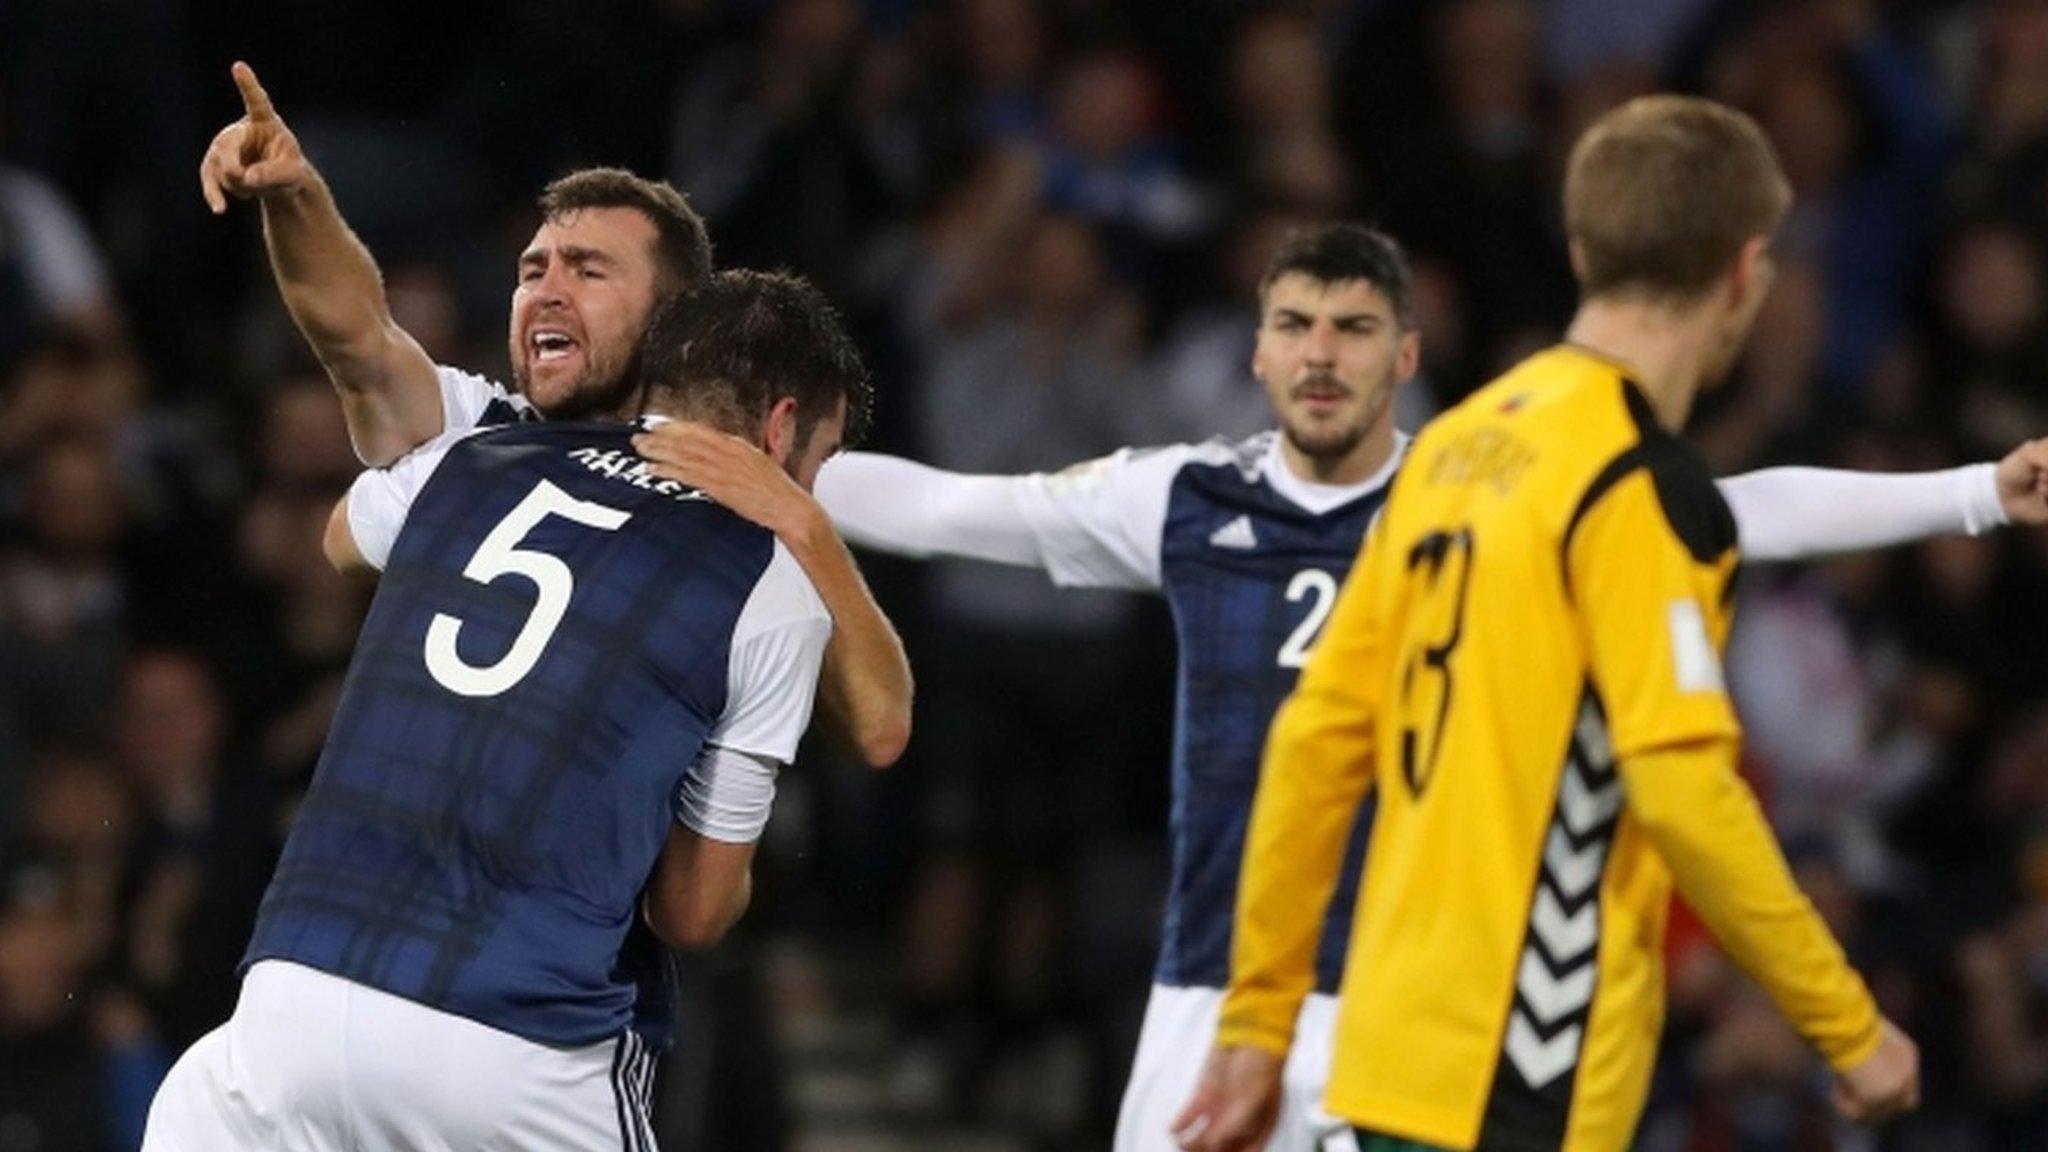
[
  {"xmin": 200, "ymin": 63, "xmax": 442, "ymax": 465},
  {"xmin": 1718, "ymin": 438, "xmax": 2048, "ymax": 561}
]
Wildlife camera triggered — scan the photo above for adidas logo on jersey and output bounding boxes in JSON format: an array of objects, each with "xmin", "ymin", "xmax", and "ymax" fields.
[{"xmin": 1208, "ymin": 516, "xmax": 1258, "ymax": 550}]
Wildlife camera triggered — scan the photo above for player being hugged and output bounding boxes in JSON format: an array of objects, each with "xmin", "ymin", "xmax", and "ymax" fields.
[{"xmin": 142, "ymin": 271, "xmax": 871, "ymax": 1152}]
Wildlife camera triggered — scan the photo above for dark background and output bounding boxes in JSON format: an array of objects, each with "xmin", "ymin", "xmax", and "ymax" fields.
[{"xmin": 3, "ymin": 1, "xmax": 2048, "ymax": 1149}]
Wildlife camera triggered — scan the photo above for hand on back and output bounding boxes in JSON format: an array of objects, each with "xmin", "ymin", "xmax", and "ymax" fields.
[{"xmin": 633, "ymin": 422, "xmax": 819, "ymax": 540}]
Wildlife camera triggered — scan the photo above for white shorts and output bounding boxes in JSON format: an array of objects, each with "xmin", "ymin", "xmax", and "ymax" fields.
[
  {"xmin": 142, "ymin": 960, "xmax": 659, "ymax": 1152},
  {"xmin": 1114, "ymin": 983, "xmax": 1354, "ymax": 1152}
]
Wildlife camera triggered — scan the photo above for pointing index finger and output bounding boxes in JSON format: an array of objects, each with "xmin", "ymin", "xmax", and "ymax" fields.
[{"xmin": 231, "ymin": 61, "xmax": 277, "ymax": 122}]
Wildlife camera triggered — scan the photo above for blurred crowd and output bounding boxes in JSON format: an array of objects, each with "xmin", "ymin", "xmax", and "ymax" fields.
[{"xmin": 3, "ymin": 0, "xmax": 2048, "ymax": 1149}]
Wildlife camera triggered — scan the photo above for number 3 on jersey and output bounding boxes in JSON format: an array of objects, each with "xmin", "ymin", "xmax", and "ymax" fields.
[
  {"xmin": 1397, "ymin": 527, "xmax": 1475, "ymax": 796},
  {"xmin": 425, "ymin": 479, "xmax": 632, "ymax": 697}
]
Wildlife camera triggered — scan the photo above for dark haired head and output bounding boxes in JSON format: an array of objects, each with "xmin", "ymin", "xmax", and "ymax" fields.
[
  {"xmin": 640, "ymin": 270, "xmax": 873, "ymax": 456},
  {"xmin": 537, "ymin": 169, "xmax": 714, "ymax": 296},
  {"xmin": 1258, "ymin": 223, "xmax": 1416, "ymax": 328}
]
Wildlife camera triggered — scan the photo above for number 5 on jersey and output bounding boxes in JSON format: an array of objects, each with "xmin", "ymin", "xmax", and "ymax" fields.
[{"xmin": 425, "ymin": 480, "xmax": 632, "ymax": 697}]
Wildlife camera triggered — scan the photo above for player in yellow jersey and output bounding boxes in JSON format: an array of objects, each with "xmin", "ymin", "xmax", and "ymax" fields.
[{"xmin": 1174, "ymin": 95, "xmax": 1923, "ymax": 1152}]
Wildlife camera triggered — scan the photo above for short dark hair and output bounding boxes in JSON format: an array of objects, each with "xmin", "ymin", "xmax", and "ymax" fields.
[
  {"xmin": 1258, "ymin": 224, "xmax": 1416, "ymax": 327},
  {"xmin": 641, "ymin": 270, "xmax": 873, "ymax": 451},
  {"xmin": 1565, "ymin": 95, "xmax": 1792, "ymax": 302},
  {"xmin": 537, "ymin": 168, "xmax": 714, "ymax": 296}
]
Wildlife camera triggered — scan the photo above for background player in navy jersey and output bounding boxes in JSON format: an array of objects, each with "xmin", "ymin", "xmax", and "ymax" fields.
[
  {"xmin": 141, "ymin": 269, "xmax": 871, "ymax": 1152},
  {"xmin": 630, "ymin": 224, "xmax": 2048, "ymax": 1152},
  {"xmin": 199, "ymin": 61, "xmax": 911, "ymax": 770}
]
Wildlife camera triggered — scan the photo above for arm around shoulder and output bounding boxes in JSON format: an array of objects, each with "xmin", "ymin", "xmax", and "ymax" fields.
[{"xmin": 783, "ymin": 506, "xmax": 913, "ymax": 768}]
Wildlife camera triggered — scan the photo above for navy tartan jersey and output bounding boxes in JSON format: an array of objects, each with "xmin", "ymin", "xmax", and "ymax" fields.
[
  {"xmin": 1152, "ymin": 437, "xmax": 1392, "ymax": 993},
  {"xmin": 244, "ymin": 419, "xmax": 820, "ymax": 1047},
  {"xmin": 872, "ymin": 430, "xmax": 1402, "ymax": 995}
]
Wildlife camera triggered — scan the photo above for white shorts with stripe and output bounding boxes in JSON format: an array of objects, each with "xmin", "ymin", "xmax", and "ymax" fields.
[
  {"xmin": 142, "ymin": 960, "xmax": 659, "ymax": 1152},
  {"xmin": 1114, "ymin": 983, "xmax": 1352, "ymax": 1152}
]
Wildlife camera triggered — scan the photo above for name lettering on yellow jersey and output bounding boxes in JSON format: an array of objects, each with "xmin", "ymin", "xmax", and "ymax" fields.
[{"xmin": 1425, "ymin": 426, "xmax": 1537, "ymax": 496}]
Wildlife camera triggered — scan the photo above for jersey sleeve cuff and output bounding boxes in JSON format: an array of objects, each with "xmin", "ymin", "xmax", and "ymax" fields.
[
  {"xmin": 1958, "ymin": 461, "xmax": 2006, "ymax": 535},
  {"xmin": 1818, "ymin": 1009, "xmax": 1884, "ymax": 1075},
  {"xmin": 1212, "ymin": 1010, "xmax": 1296, "ymax": 1057}
]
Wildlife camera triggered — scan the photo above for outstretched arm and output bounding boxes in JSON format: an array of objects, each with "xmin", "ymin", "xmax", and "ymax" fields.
[
  {"xmin": 635, "ymin": 423, "xmax": 912, "ymax": 769},
  {"xmin": 813, "ymin": 452, "xmax": 1053, "ymax": 567},
  {"xmin": 813, "ymin": 448, "xmax": 1184, "ymax": 591},
  {"xmin": 1719, "ymin": 438, "xmax": 2048, "ymax": 561},
  {"xmin": 201, "ymin": 62, "xmax": 441, "ymax": 465}
]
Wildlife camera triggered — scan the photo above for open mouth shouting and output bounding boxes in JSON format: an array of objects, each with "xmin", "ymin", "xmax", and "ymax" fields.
[{"xmin": 528, "ymin": 327, "xmax": 582, "ymax": 367}]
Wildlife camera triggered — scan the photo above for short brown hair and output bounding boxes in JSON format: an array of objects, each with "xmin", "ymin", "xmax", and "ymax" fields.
[
  {"xmin": 537, "ymin": 168, "xmax": 714, "ymax": 296},
  {"xmin": 642, "ymin": 270, "xmax": 873, "ymax": 451},
  {"xmin": 1564, "ymin": 95, "xmax": 1792, "ymax": 302}
]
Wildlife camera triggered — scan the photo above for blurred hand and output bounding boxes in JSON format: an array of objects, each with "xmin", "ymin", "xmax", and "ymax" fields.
[
  {"xmin": 199, "ymin": 62, "xmax": 311, "ymax": 214},
  {"xmin": 1833, "ymin": 1017, "xmax": 1920, "ymax": 1124},
  {"xmin": 1171, "ymin": 1045, "xmax": 1283, "ymax": 1152},
  {"xmin": 632, "ymin": 421, "xmax": 819, "ymax": 540},
  {"xmin": 1995, "ymin": 437, "xmax": 2048, "ymax": 525}
]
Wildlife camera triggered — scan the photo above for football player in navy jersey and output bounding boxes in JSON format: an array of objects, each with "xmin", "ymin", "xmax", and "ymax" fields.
[
  {"xmin": 143, "ymin": 270, "xmax": 871, "ymax": 1152},
  {"xmin": 636, "ymin": 224, "xmax": 2048, "ymax": 1152},
  {"xmin": 199, "ymin": 62, "xmax": 911, "ymax": 771}
]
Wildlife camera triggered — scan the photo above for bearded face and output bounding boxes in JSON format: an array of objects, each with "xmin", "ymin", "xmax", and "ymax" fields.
[
  {"xmin": 508, "ymin": 207, "xmax": 665, "ymax": 421},
  {"xmin": 1253, "ymin": 273, "xmax": 1414, "ymax": 468}
]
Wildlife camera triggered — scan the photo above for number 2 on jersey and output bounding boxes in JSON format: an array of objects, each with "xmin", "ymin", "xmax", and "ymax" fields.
[
  {"xmin": 1278, "ymin": 568, "xmax": 1339, "ymax": 669},
  {"xmin": 1397, "ymin": 527, "xmax": 1475, "ymax": 796},
  {"xmin": 425, "ymin": 479, "xmax": 632, "ymax": 697}
]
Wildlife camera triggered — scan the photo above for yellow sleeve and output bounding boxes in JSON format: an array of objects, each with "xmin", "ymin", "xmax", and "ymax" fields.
[
  {"xmin": 1215, "ymin": 519, "xmax": 1386, "ymax": 1055},
  {"xmin": 1570, "ymin": 467, "xmax": 1879, "ymax": 1072},
  {"xmin": 1623, "ymin": 742, "xmax": 1882, "ymax": 1071},
  {"xmin": 1566, "ymin": 468, "xmax": 1739, "ymax": 759}
]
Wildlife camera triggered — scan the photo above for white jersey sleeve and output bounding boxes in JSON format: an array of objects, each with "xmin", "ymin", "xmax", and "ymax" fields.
[
  {"xmin": 435, "ymin": 364, "xmax": 530, "ymax": 434},
  {"xmin": 672, "ymin": 745, "xmax": 779, "ymax": 843},
  {"xmin": 708, "ymin": 541, "xmax": 834, "ymax": 763},
  {"xmin": 1717, "ymin": 463, "xmax": 2006, "ymax": 562},
  {"xmin": 343, "ymin": 424, "xmax": 485, "ymax": 571},
  {"xmin": 814, "ymin": 445, "xmax": 1195, "ymax": 592}
]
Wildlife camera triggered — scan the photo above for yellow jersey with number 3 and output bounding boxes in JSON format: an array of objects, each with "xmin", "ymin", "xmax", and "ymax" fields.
[{"xmin": 1217, "ymin": 345, "xmax": 1881, "ymax": 1151}]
